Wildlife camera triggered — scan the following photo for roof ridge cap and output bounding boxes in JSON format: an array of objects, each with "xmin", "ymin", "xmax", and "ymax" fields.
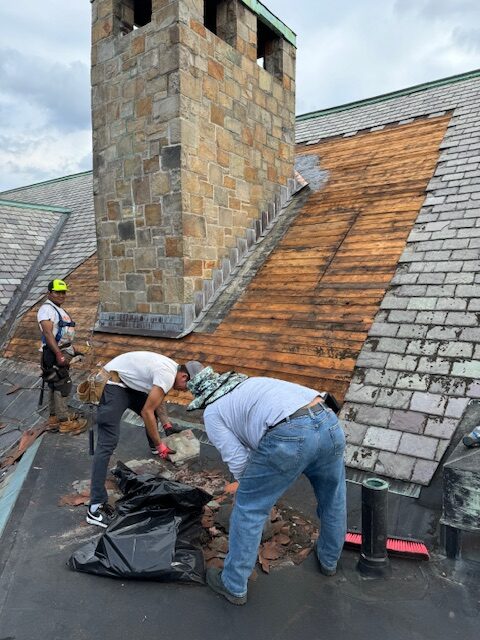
[{"xmin": 296, "ymin": 68, "xmax": 480, "ymax": 122}]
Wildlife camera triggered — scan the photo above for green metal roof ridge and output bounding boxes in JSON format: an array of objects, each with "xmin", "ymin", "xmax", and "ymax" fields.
[
  {"xmin": 241, "ymin": 0, "xmax": 296, "ymax": 46},
  {"xmin": 0, "ymin": 198, "xmax": 71, "ymax": 214},
  {"xmin": 0, "ymin": 169, "xmax": 92, "ymax": 197},
  {"xmin": 296, "ymin": 68, "xmax": 480, "ymax": 122}
]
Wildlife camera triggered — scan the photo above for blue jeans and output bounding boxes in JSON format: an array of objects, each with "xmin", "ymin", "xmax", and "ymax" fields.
[{"xmin": 222, "ymin": 406, "xmax": 346, "ymax": 597}]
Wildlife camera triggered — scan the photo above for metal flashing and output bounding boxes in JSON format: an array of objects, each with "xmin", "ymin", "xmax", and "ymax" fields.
[
  {"xmin": 240, "ymin": 0, "xmax": 296, "ymax": 46},
  {"xmin": 0, "ymin": 198, "xmax": 71, "ymax": 214}
]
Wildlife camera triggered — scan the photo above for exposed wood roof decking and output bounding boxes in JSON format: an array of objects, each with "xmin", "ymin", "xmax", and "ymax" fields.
[{"xmin": 5, "ymin": 116, "xmax": 449, "ymax": 403}]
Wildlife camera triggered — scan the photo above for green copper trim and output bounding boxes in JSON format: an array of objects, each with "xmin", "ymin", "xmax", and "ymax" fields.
[
  {"xmin": 0, "ymin": 198, "xmax": 71, "ymax": 214},
  {"xmin": 297, "ymin": 68, "xmax": 480, "ymax": 122},
  {"xmin": 241, "ymin": 0, "xmax": 296, "ymax": 46}
]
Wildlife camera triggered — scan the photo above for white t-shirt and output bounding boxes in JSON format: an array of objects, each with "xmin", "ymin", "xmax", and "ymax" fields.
[
  {"xmin": 37, "ymin": 301, "xmax": 75, "ymax": 347},
  {"xmin": 104, "ymin": 351, "xmax": 178, "ymax": 394}
]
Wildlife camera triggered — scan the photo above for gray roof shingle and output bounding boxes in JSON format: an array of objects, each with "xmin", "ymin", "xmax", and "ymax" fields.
[{"xmin": 0, "ymin": 171, "xmax": 95, "ymax": 313}]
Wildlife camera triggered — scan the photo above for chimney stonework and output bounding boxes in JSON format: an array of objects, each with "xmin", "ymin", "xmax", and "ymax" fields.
[{"xmin": 91, "ymin": 0, "xmax": 296, "ymax": 335}]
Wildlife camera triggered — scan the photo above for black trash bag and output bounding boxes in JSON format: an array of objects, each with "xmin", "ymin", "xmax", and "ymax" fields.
[
  {"xmin": 112, "ymin": 461, "xmax": 211, "ymax": 515},
  {"xmin": 68, "ymin": 463, "xmax": 212, "ymax": 583}
]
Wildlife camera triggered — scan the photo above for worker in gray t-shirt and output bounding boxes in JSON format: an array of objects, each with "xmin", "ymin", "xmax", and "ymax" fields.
[{"xmin": 187, "ymin": 367, "xmax": 347, "ymax": 606}]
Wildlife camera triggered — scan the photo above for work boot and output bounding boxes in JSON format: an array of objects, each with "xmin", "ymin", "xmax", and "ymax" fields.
[
  {"xmin": 206, "ymin": 568, "xmax": 247, "ymax": 605},
  {"xmin": 59, "ymin": 416, "xmax": 88, "ymax": 434},
  {"xmin": 316, "ymin": 553, "xmax": 337, "ymax": 576},
  {"xmin": 47, "ymin": 416, "xmax": 60, "ymax": 432}
]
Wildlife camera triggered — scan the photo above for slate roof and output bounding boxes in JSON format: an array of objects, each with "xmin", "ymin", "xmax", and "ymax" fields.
[
  {"xmin": 0, "ymin": 171, "xmax": 96, "ymax": 315},
  {"xmin": 0, "ymin": 200, "xmax": 65, "ymax": 311},
  {"xmin": 296, "ymin": 69, "xmax": 480, "ymax": 491},
  {"xmin": 3, "ymin": 69, "xmax": 480, "ymax": 492}
]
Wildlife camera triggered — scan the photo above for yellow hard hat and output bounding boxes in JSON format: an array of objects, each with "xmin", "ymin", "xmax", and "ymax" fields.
[{"xmin": 48, "ymin": 279, "xmax": 69, "ymax": 292}]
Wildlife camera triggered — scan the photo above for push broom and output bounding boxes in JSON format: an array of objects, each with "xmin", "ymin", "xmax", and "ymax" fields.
[{"xmin": 344, "ymin": 531, "xmax": 430, "ymax": 560}]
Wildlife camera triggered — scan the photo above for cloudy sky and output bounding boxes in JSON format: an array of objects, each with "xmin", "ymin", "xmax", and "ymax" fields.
[{"xmin": 1, "ymin": 0, "xmax": 480, "ymax": 191}]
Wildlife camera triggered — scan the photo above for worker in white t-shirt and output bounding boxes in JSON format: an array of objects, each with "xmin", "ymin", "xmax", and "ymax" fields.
[
  {"xmin": 86, "ymin": 352, "xmax": 204, "ymax": 528},
  {"xmin": 37, "ymin": 279, "xmax": 87, "ymax": 434}
]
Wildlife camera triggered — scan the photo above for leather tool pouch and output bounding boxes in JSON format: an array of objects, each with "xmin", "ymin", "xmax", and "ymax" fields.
[{"xmin": 77, "ymin": 368, "xmax": 115, "ymax": 404}]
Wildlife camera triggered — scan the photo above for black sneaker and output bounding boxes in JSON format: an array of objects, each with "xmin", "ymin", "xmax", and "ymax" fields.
[
  {"xmin": 86, "ymin": 503, "xmax": 115, "ymax": 528},
  {"xmin": 206, "ymin": 568, "xmax": 247, "ymax": 605}
]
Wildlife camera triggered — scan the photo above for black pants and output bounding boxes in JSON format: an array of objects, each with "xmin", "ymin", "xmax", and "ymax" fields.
[
  {"xmin": 41, "ymin": 346, "xmax": 72, "ymax": 396},
  {"xmin": 89, "ymin": 384, "xmax": 156, "ymax": 505}
]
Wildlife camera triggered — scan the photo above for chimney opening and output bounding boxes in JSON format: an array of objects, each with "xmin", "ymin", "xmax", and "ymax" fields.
[
  {"xmin": 117, "ymin": 0, "xmax": 152, "ymax": 35},
  {"xmin": 204, "ymin": 0, "xmax": 220, "ymax": 35},
  {"xmin": 257, "ymin": 17, "xmax": 283, "ymax": 79}
]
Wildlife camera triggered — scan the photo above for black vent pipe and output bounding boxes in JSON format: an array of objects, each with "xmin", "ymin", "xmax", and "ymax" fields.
[{"xmin": 357, "ymin": 477, "xmax": 391, "ymax": 578}]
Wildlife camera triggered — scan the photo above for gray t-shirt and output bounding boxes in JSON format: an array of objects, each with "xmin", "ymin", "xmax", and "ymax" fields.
[{"xmin": 203, "ymin": 377, "xmax": 319, "ymax": 479}]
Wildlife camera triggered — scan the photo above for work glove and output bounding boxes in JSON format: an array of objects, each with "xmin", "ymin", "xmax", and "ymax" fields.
[
  {"xmin": 156, "ymin": 442, "xmax": 176, "ymax": 459},
  {"xmin": 163, "ymin": 422, "xmax": 184, "ymax": 435}
]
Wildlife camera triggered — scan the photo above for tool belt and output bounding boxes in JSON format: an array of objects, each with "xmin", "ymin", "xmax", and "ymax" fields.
[{"xmin": 77, "ymin": 368, "xmax": 122, "ymax": 404}]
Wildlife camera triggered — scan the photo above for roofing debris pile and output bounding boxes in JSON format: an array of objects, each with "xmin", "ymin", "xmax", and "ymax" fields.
[{"xmin": 63, "ymin": 459, "xmax": 319, "ymax": 576}]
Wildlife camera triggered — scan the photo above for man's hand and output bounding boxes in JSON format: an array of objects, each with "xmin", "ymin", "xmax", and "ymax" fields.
[
  {"xmin": 55, "ymin": 352, "xmax": 67, "ymax": 366},
  {"xmin": 163, "ymin": 422, "xmax": 183, "ymax": 435},
  {"xmin": 156, "ymin": 442, "xmax": 176, "ymax": 459}
]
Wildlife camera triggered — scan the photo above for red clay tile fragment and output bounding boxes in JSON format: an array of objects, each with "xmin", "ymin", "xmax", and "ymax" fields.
[
  {"xmin": 273, "ymin": 533, "xmax": 291, "ymax": 545},
  {"xmin": 292, "ymin": 547, "xmax": 313, "ymax": 565},
  {"xmin": 260, "ymin": 541, "xmax": 284, "ymax": 560},
  {"xmin": 59, "ymin": 494, "xmax": 90, "ymax": 506}
]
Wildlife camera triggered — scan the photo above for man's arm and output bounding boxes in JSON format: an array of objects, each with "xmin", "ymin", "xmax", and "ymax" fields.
[
  {"xmin": 141, "ymin": 385, "xmax": 166, "ymax": 447},
  {"xmin": 39, "ymin": 320, "xmax": 66, "ymax": 365},
  {"xmin": 204, "ymin": 415, "xmax": 250, "ymax": 480},
  {"xmin": 155, "ymin": 402, "xmax": 170, "ymax": 428}
]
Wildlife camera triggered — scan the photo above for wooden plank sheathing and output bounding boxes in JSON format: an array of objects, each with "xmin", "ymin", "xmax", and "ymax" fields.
[{"xmin": 4, "ymin": 116, "xmax": 450, "ymax": 404}]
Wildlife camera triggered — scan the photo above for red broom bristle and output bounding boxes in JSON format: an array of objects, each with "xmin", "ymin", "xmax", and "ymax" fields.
[{"xmin": 344, "ymin": 531, "xmax": 429, "ymax": 560}]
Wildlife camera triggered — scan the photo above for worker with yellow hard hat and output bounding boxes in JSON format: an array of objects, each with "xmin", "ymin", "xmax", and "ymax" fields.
[{"xmin": 37, "ymin": 279, "xmax": 87, "ymax": 434}]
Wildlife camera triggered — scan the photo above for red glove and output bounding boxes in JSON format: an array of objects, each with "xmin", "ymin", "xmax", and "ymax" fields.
[
  {"xmin": 156, "ymin": 442, "xmax": 176, "ymax": 459},
  {"xmin": 55, "ymin": 352, "xmax": 66, "ymax": 366}
]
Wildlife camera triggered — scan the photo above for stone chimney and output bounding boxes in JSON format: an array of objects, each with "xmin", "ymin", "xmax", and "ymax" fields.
[{"xmin": 91, "ymin": 0, "xmax": 296, "ymax": 336}]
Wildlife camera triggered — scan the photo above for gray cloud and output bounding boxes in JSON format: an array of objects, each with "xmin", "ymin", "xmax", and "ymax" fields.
[
  {"xmin": 452, "ymin": 27, "xmax": 480, "ymax": 55},
  {"xmin": 394, "ymin": 0, "xmax": 479, "ymax": 21},
  {"xmin": 1, "ymin": 0, "xmax": 480, "ymax": 190},
  {"xmin": 0, "ymin": 48, "xmax": 90, "ymax": 132}
]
